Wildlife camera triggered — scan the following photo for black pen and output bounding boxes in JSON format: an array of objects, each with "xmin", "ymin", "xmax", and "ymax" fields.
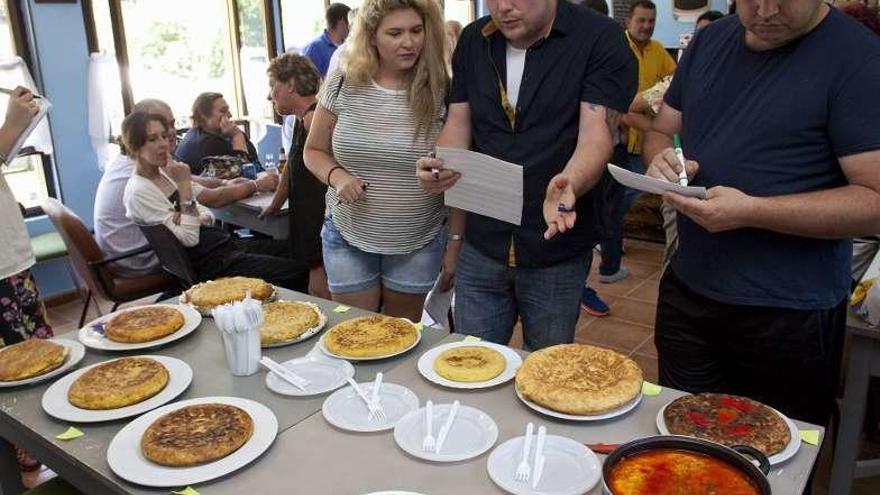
[{"xmin": 427, "ymin": 150, "xmax": 439, "ymax": 180}]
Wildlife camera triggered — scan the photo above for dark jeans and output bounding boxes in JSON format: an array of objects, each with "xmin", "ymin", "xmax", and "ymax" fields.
[
  {"xmin": 453, "ymin": 241, "xmax": 592, "ymax": 350},
  {"xmin": 193, "ymin": 237, "xmax": 308, "ymax": 293},
  {"xmin": 600, "ymin": 151, "xmax": 645, "ymax": 276},
  {"xmin": 655, "ymin": 269, "xmax": 846, "ymax": 426}
]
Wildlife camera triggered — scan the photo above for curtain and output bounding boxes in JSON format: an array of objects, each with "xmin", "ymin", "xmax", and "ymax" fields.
[
  {"xmin": 87, "ymin": 52, "xmax": 124, "ymax": 171},
  {"xmin": 0, "ymin": 56, "xmax": 53, "ymax": 156}
]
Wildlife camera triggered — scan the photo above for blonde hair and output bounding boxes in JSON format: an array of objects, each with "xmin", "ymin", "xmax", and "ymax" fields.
[{"xmin": 342, "ymin": 0, "xmax": 448, "ymax": 141}]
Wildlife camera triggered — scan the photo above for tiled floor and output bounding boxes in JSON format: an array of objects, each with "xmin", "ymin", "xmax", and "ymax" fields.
[
  {"xmin": 39, "ymin": 238, "xmax": 880, "ymax": 493},
  {"xmin": 508, "ymin": 239, "xmax": 663, "ymax": 383}
]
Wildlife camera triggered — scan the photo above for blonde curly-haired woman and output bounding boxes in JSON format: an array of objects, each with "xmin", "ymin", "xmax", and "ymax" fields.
[{"xmin": 304, "ymin": 0, "xmax": 448, "ymax": 322}]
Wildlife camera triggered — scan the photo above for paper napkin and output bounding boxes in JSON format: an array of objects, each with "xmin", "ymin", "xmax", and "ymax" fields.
[
  {"xmin": 641, "ymin": 382, "xmax": 663, "ymax": 396},
  {"xmin": 799, "ymin": 430, "xmax": 820, "ymax": 446},
  {"xmin": 56, "ymin": 427, "xmax": 84, "ymax": 441}
]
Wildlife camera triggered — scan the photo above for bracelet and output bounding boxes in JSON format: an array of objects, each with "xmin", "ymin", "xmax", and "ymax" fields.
[
  {"xmin": 326, "ymin": 165, "xmax": 344, "ymax": 186},
  {"xmin": 448, "ymin": 234, "xmax": 464, "ymax": 242}
]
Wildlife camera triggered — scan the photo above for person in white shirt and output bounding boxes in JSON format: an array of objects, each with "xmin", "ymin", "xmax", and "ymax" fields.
[
  {"xmin": 96, "ymin": 99, "xmax": 278, "ymax": 277},
  {"xmin": 0, "ymin": 86, "xmax": 53, "ymax": 473},
  {"xmin": 0, "ymin": 87, "xmax": 53, "ymax": 346},
  {"xmin": 121, "ymin": 111, "xmax": 306, "ymax": 290}
]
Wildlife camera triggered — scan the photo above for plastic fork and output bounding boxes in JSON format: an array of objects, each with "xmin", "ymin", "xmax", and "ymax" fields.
[
  {"xmin": 514, "ymin": 422, "xmax": 534, "ymax": 482},
  {"xmin": 369, "ymin": 372, "xmax": 386, "ymax": 422},
  {"xmin": 421, "ymin": 400, "xmax": 436, "ymax": 451},
  {"xmin": 346, "ymin": 377, "xmax": 381, "ymax": 421}
]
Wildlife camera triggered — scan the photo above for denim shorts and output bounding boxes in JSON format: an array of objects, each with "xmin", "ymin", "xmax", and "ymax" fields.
[{"xmin": 321, "ymin": 216, "xmax": 445, "ymax": 295}]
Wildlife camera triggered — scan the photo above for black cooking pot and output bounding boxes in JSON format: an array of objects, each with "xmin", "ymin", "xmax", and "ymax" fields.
[{"xmin": 601, "ymin": 435, "xmax": 771, "ymax": 495}]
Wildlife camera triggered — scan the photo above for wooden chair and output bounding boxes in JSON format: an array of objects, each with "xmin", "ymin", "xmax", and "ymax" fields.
[
  {"xmin": 137, "ymin": 223, "xmax": 199, "ymax": 288},
  {"xmin": 41, "ymin": 199, "xmax": 176, "ymax": 327}
]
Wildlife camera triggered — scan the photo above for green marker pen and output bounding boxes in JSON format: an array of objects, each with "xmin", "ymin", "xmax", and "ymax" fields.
[{"xmin": 672, "ymin": 134, "xmax": 688, "ymax": 186}]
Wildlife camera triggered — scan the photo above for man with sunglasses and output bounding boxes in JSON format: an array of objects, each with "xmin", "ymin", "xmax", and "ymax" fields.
[{"xmin": 416, "ymin": 0, "xmax": 636, "ymax": 349}]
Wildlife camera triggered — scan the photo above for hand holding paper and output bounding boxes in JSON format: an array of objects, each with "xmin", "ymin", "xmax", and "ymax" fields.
[
  {"xmin": 0, "ymin": 87, "xmax": 48, "ymax": 162},
  {"xmin": 665, "ymin": 185, "xmax": 757, "ymax": 233},
  {"xmin": 416, "ymin": 152, "xmax": 460, "ymax": 194}
]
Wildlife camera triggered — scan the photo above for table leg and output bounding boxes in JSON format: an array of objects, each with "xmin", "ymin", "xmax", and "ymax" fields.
[
  {"xmin": 0, "ymin": 436, "xmax": 25, "ymax": 495},
  {"xmin": 830, "ymin": 334, "xmax": 875, "ymax": 494}
]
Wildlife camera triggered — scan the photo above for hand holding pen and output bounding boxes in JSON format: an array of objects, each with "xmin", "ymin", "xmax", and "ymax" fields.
[
  {"xmin": 416, "ymin": 149, "xmax": 460, "ymax": 195},
  {"xmin": 334, "ymin": 173, "xmax": 368, "ymax": 205},
  {"xmin": 672, "ymin": 134, "xmax": 688, "ymax": 186},
  {"xmin": 644, "ymin": 135, "xmax": 700, "ymax": 186}
]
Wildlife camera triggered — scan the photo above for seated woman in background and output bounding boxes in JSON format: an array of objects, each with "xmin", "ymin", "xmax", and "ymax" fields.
[
  {"xmin": 174, "ymin": 92, "xmax": 261, "ymax": 176},
  {"xmin": 96, "ymin": 98, "xmax": 277, "ymax": 277},
  {"xmin": 122, "ymin": 112, "xmax": 306, "ymax": 291},
  {"xmin": 304, "ymin": 0, "xmax": 448, "ymax": 322}
]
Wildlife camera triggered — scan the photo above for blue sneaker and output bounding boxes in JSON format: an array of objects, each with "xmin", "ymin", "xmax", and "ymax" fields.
[{"xmin": 580, "ymin": 285, "xmax": 610, "ymax": 316}]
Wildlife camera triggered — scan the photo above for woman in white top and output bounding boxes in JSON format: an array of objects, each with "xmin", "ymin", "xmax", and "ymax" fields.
[
  {"xmin": 121, "ymin": 112, "xmax": 307, "ymax": 291},
  {"xmin": 0, "ymin": 87, "xmax": 53, "ymax": 346},
  {"xmin": 304, "ymin": 0, "xmax": 448, "ymax": 321}
]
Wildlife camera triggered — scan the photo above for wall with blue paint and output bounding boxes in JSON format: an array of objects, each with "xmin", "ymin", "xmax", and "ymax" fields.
[{"xmin": 24, "ymin": 0, "xmax": 102, "ymax": 297}]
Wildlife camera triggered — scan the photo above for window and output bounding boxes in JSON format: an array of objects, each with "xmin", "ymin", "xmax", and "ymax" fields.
[
  {"xmin": 279, "ymin": 1, "xmax": 475, "ymax": 55},
  {"xmin": 0, "ymin": 1, "xmax": 57, "ymax": 217},
  {"xmin": 86, "ymin": 0, "xmax": 274, "ymax": 128},
  {"xmin": 443, "ymin": 0, "xmax": 475, "ymax": 27},
  {"xmin": 279, "ymin": 0, "xmax": 327, "ymax": 54}
]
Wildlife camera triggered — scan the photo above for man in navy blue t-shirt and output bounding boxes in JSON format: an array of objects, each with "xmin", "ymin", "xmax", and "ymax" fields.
[{"xmin": 643, "ymin": 0, "xmax": 880, "ymax": 426}]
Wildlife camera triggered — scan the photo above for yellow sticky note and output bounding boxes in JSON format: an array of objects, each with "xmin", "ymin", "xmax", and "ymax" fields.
[
  {"xmin": 463, "ymin": 335, "xmax": 482, "ymax": 342},
  {"xmin": 333, "ymin": 305, "xmax": 351, "ymax": 313},
  {"xmin": 642, "ymin": 381, "xmax": 662, "ymax": 396},
  {"xmin": 55, "ymin": 427, "xmax": 84, "ymax": 441},
  {"xmin": 414, "ymin": 322, "xmax": 424, "ymax": 332},
  {"xmin": 172, "ymin": 487, "xmax": 200, "ymax": 495},
  {"xmin": 799, "ymin": 430, "xmax": 820, "ymax": 446}
]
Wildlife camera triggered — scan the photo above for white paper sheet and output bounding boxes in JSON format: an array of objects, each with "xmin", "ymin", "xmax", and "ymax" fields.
[
  {"xmin": 5, "ymin": 94, "xmax": 51, "ymax": 161},
  {"xmin": 438, "ymin": 147, "xmax": 523, "ymax": 225},
  {"xmin": 607, "ymin": 163, "xmax": 707, "ymax": 199}
]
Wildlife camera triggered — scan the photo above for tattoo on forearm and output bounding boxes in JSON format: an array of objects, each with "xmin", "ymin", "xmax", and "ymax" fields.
[{"xmin": 587, "ymin": 103, "xmax": 620, "ymax": 132}]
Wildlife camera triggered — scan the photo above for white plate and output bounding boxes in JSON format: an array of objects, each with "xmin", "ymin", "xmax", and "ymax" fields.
[
  {"xmin": 417, "ymin": 341, "xmax": 523, "ymax": 389},
  {"xmin": 393, "ymin": 403, "xmax": 498, "ymax": 462},
  {"xmin": 78, "ymin": 304, "xmax": 202, "ymax": 351},
  {"xmin": 107, "ymin": 396, "xmax": 277, "ymax": 487},
  {"xmin": 265, "ymin": 354, "xmax": 355, "ymax": 396},
  {"xmin": 487, "ymin": 434, "xmax": 602, "ymax": 495},
  {"xmin": 261, "ymin": 301, "xmax": 327, "ymax": 348},
  {"xmin": 655, "ymin": 400, "xmax": 801, "ymax": 466},
  {"xmin": 180, "ymin": 285, "xmax": 278, "ymax": 316},
  {"xmin": 318, "ymin": 322, "xmax": 422, "ymax": 361},
  {"xmin": 516, "ymin": 387, "xmax": 642, "ymax": 421},
  {"xmin": 0, "ymin": 338, "xmax": 85, "ymax": 388},
  {"xmin": 41, "ymin": 355, "xmax": 192, "ymax": 423},
  {"xmin": 322, "ymin": 382, "xmax": 419, "ymax": 432}
]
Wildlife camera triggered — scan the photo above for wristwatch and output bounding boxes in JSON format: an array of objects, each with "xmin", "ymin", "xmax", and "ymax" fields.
[{"xmin": 179, "ymin": 198, "xmax": 196, "ymax": 209}]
